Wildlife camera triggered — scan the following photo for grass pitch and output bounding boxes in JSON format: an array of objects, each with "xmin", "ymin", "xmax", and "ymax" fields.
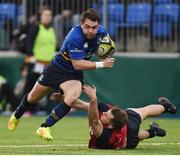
[{"xmin": 0, "ymin": 116, "xmax": 180, "ymax": 155}]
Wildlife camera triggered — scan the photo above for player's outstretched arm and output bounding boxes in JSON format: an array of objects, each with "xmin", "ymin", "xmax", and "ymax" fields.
[
  {"xmin": 83, "ymin": 85, "xmax": 103, "ymax": 137},
  {"xmin": 50, "ymin": 92, "xmax": 89, "ymax": 111}
]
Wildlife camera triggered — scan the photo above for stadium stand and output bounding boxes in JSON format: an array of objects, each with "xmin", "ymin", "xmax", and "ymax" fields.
[
  {"xmin": 153, "ymin": 3, "xmax": 179, "ymax": 37},
  {"xmin": 155, "ymin": 0, "xmax": 173, "ymax": 5},
  {"xmin": 0, "ymin": 3, "xmax": 16, "ymax": 20},
  {"xmin": 154, "ymin": 4, "xmax": 179, "ymax": 22},
  {"xmin": 0, "ymin": 0, "xmax": 179, "ymax": 52},
  {"xmin": 106, "ymin": 4, "xmax": 124, "ymax": 37},
  {"xmin": 126, "ymin": 3, "xmax": 152, "ymax": 27}
]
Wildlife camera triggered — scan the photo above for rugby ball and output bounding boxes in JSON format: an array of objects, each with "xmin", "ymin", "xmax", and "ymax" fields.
[{"xmin": 96, "ymin": 36, "xmax": 115, "ymax": 59}]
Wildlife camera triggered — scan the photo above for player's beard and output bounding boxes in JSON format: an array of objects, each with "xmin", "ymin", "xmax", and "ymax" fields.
[{"xmin": 86, "ymin": 33, "xmax": 95, "ymax": 39}]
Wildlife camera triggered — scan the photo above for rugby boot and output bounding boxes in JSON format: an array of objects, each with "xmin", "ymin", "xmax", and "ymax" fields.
[
  {"xmin": 157, "ymin": 97, "xmax": 177, "ymax": 114},
  {"xmin": 8, "ymin": 113, "xmax": 19, "ymax": 131},
  {"xmin": 149, "ymin": 122, "xmax": 166, "ymax": 137},
  {"xmin": 36, "ymin": 127, "xmax": 53, "ymax": 141}
]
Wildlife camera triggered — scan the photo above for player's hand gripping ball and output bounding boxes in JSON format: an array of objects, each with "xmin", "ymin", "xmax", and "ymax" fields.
[{"xmin": 96, "ymin": 36, "xmax": 115, "ymax": 59}]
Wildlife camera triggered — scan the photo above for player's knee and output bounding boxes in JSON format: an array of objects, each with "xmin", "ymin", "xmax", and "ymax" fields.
[{"xmin": 140, "ymin": 107, "xmax": 151, "ymax": 118}]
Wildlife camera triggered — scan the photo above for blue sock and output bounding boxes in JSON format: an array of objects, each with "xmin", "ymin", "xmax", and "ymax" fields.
[{"xmin": 41, "ymin": 102, "xmax": 71, "ymax": 127}]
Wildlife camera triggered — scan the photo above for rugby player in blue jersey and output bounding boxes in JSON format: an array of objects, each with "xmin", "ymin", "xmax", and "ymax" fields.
[{"xmin": 8, "ymin": 9, "xmax": 115, "ymax": 132}]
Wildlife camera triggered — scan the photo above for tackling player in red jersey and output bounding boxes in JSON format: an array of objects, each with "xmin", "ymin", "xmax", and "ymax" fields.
[
  {"xmin": 37, "ymin": 84, "xmax": 176, "ymax": 149},
  {"xmin": 87, "ymin": 102, "xmax": 127, "ymax": 149}
]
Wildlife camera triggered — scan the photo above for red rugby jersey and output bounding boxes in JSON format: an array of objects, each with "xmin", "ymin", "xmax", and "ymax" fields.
[{"xmin": 88, "ymin": 103, "xmax": 127, "ymax": 149}]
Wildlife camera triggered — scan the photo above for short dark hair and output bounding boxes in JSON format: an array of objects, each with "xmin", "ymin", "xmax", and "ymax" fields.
[
  {"xmin": 40, "ymin": 5, "xmax": 51, "ymax": 14},
  {"xmin": 111, "ymin": 107, "xmax": 128, "ymax": 130},
  {"xmin": 81, "ymin": 8, "xmax": 100, "ymax": 24}
]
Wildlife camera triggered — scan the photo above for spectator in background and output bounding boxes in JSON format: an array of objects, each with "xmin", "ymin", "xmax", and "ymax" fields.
[
  {"xmin": 14, "ymin": 63, "xmax": 28, "ymax": 99},
  {"xmin": 22, "ymin": 6, "xmax": 57, "ymax": 113},
  {"xmin": 12, "ymin": 15, "xmax": 38, "ymax": 53},
  {"xmin": 0, "ymin": 75, "xmax": 19, "ymax": 113}
]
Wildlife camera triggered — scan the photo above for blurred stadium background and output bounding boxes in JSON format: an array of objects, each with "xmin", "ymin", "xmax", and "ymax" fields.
[
  {"xmin": 0, "ymin": 0, "xmax": 180, "ymax": 52},
  {"xmin": 0, "ymin": 0, "xmax": 180, "ymax": 155}
]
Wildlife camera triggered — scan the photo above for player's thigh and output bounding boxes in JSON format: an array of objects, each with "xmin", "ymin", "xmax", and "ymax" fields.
[
  {"xmin": 129, "ymin": 107, "xmax": 149, "ymax": 121},
  {"xmin": 28, "ymin": 82, "xmax": 52, "ymax": 103},
  {"xmin": 60, "ymin": 80, "xmax": 82, "ymax": 99}
]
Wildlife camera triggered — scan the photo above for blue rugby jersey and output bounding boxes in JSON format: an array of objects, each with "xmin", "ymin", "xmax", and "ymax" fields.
[{"xmin": 52, "ymin": 25, "xmax": 107, "ymax": 76}]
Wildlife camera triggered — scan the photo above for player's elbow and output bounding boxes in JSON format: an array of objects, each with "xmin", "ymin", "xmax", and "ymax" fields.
[{"xmin": 72, "ymin": 61, "xmax": 83, "ymax": 70}]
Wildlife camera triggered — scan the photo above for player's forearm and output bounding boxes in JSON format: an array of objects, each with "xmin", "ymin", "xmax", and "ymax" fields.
[
  {"xmin": 88, "ymin": 99, "xmax": 99, "ymax": 122},
  {"xmin": 88, "ymin": 99, "xmax": 103, "ymax": 138},
  {"xmin": 72, "ymin": 59, "xmax": 97, "ymax": 70},
  {"xmin": 72, "ymin": 58, "xmax": 114, "ymax": 70},
  {"xmin": 71, "ymin": 99, "xmax": 89, "ymax": 111}
]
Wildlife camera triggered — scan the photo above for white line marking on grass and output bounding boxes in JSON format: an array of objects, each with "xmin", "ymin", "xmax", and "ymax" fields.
[
  {"xmin": 140, "ymin": 142, "xmax": 180, "ymax": 146},
  {"xmin": 0, "ymin": 144, "xmax": 87, "ymax": 148},
  {"xmin": 0, "ymin": 143, "xmax": 180, "ymax": 148}
]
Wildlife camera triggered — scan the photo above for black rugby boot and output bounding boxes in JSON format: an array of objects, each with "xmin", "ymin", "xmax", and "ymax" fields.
[
  {"xmin": 157, "ymin": 97, "xmax": 177, "ymax": 114},
  {"xmin": 149, "ymin": 122, "xmax": 166, "ymax": 137}
]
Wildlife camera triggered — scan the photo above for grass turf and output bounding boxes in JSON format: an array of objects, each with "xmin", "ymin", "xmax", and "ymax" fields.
[{"xmin": 0, "ymin": 116, "xmax": 180, "ymax": 155}]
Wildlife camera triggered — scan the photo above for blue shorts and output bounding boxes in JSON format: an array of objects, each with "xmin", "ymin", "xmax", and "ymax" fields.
[{"xmin": 38, "ymin": 63, "xmax": 83, "ymax": 91}]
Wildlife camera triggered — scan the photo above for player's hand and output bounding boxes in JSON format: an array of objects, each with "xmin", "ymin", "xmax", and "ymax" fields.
[
  {"xmin": 83, "ymin": 84, "xmax": 97, "ymax": 102},
  {"xmin": 102, "ymin": 57, "xmax": 115, "ymax": 68}
]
